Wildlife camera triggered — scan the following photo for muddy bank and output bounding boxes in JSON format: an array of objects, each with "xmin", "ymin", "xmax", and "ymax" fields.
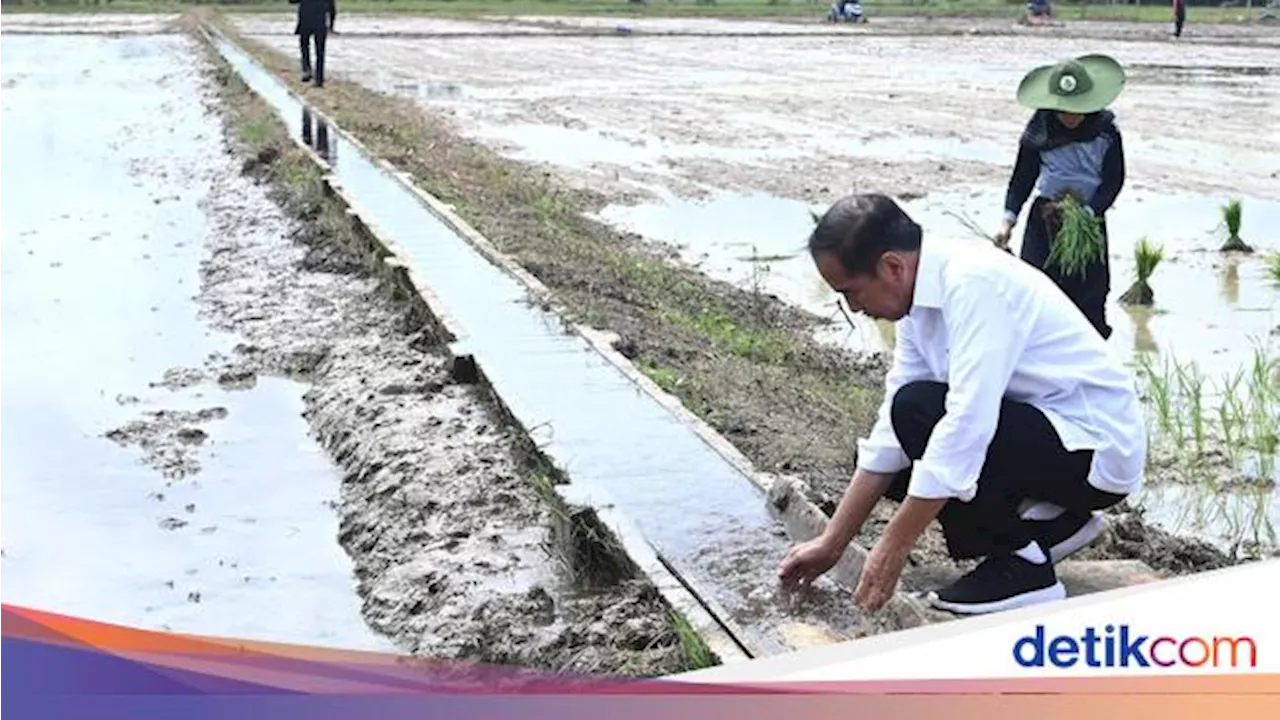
[
  {"xmin": 197, "ymin": 35, "xmax": 701, "ymax": 674},
  {"xmin": 210, "ymin": 12, "xmax": 1235, "ymax": 579}
]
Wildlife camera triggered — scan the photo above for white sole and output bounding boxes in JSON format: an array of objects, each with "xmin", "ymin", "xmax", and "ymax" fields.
[
  {"xmin": 927, "ymin": 581, "xmax": 1066, "ymax": 615},
  {"xmin": 1048, "ymin": 512, "xmax": 1107, "ymax": 564}
]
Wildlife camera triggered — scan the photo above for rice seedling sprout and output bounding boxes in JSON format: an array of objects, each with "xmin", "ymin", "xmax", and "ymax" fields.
[
  {"xmin": 1120, "ymin": 236, "xmax": 1163, "ymax": 306},
  {"xmin": 1045, "ymin": 192, "xmax": 1105, "ymax": 277},
  {"xmin": 1218, "ymin": 198, "xmax": 1253, "ymax": 253}
]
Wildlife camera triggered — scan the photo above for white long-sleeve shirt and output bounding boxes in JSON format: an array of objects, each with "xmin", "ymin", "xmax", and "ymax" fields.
[{"xmin": 856, "ymin": 238, "xmax": 1148, "ymax": 502}]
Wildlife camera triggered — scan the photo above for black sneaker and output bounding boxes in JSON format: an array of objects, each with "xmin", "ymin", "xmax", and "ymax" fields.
[
  {"xmin": 927, "ymin": 552, "xmax": 1065, "ymax": 615},
  {"xmin": 302, "ymin": 72, "xmax": 313, "ymax": 83},
  {"xmin": 1032, "ymin": 510, "xmax": 1106, "ymax": 563}
]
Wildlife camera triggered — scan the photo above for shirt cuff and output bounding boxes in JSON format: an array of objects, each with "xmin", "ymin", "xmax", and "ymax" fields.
[
  {"xmin": 1002, "ymin": 209, "xmax": 1018, "ymax": 224},
  {"xmin": 905, "ymin": 460, "xmax": 979, "ymax": 502},
  {"xmin": 855, "ymin": 437, "xmax": 910, "ymax": 475}
]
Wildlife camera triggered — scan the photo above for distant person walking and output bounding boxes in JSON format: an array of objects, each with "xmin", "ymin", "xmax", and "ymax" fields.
[
  {"xmin": 993, "ymin": 54, "xmax": 1128, "ymax": 341},
  {"xmin": 289, "ymin": 0, "xmax": 336, "ymax": 87},
  {"xmin": 1172, "ymin": 0, "xmax": 1187, "ymax": 38}
]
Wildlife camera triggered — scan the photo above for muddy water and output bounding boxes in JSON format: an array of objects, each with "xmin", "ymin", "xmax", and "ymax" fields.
[
  {"xmin": 241, "ymin": 22, "xmax": 1280, "ymax": 203},
  {"xmin": 212, "ymin": 33, "xmax": 867, "ymax": 655},
  {"xmin": 599, "ymin": 185, "xmax": 1280, "ymax": 363},
  {"xmin": 903, "ymin": 187, "xmax": 1280, "ymax": 372},
  {"xmin": 0, "ymin": 34, "xmax": 389, "ymax": 652},
  {"xmin": 593, "ymin": 188, "xmax": 888, "ymax": 351}
]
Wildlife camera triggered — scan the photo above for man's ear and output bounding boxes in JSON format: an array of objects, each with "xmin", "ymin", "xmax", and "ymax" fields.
[{"xmin": 879, "ymin": 251, "xmax": 908, "ymax": 283}]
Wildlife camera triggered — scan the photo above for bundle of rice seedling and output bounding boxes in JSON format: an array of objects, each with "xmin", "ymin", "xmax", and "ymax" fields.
[
  {"xmin": 1219, "ymin": 198, "xmax": 1253, "ymax": 253},
  {"xmin": 1045, "ymin": 192, "xmax": 1105, "ymax": 278},
  {"xmin": 1119, "ymin": 235, "xmax": 1164, "ymax": 306},
  {"xmin": 1265, "ymin": 253, "xmax": 1280, "ymax": 284}
]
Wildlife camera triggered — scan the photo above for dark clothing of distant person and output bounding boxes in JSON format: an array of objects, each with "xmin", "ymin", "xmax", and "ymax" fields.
[
  {"xmin": 1173, "ymin": 0, "xmax": 1186, "ymax": 37},
  {"xmin": 290, "ymin": 0, "xmax": 336, "ymax": 87},
  {"xmin": 1003, "ymin": 110, "xmax": 1126, "ymax": 340}
]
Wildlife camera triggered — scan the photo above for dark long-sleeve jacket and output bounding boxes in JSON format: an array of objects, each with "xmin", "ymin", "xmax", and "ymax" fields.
[
  {"xmin": 1002, "ymin": 109, "xmax": 1126, "ymax": 223},
  {"xmin": 290, "ymin": 0, "xmax": 336, "ymax": 35}
]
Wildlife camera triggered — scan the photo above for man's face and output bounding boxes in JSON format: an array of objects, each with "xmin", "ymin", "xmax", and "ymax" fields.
[{"xmin": 814, "ymin": 251, "xmax": 914, "ymax": 321}]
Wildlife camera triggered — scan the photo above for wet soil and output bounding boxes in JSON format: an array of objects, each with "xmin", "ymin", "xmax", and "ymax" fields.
[
  {"xmin": 212, "ymin": 11, "xmax": 1239, "ymax": 578},
  {"xmin": 200, "ymin": 41, "xmax": 696, "ymax": 674}
]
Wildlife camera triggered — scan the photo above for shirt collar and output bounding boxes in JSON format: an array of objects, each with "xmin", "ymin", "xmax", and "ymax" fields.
[{"xmin": 910, "ymin": 238, "xmax": 947, "ymax": 310}]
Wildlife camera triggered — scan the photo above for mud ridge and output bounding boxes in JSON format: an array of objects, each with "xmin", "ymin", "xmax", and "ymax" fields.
[{"xmin": 194, "ymin": 35, "xmax": 710, "ymax": 676}]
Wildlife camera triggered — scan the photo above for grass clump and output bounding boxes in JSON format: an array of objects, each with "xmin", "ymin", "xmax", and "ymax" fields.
[
  {"xmin": 1264, "ymin": 253, "xmax": 1280, "ymax": 284},
  {"xmin": 670, "ymin": 611, "xmax": 719, "ymax": 670},
  {"xmin": 1045, "ymin": 193, "xmax": 1105, "ymax": 278},
  {"xmin": 1119, "ymin": 236, "xmax": 1163, "ymax": 306},
  {"xmin": 1219, "ymin": 198, "xmax": 1253, "ymax": 253}
]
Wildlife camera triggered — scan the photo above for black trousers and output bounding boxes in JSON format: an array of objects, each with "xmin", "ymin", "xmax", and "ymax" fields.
[
  {"xmin": 299, "ymin": 30, "xmax": 327, "ymax": 83},
  {"xmin": 1174, "ymin": 8, "xmax": 1186, "ymax": 37},
  {"xmin": 1020, "ymin": 196, "xmax": 1112, "ymax": 340},
  {"xmin": 882, "ymin": 381, "xmax": 1126, "ymax": 560}
]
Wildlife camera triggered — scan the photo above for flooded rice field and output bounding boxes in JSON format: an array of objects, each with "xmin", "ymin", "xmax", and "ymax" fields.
[
  {"xmin": 0, "ymin": 32, "xmax": 389, "ymax": 651},
  {"xmin": 2, "ymin": 10, "xmax": 1274, "ymax": 669},
  {"xmin": 237, "ymin": 14, "xmax": 1280, "ymax": 553}
]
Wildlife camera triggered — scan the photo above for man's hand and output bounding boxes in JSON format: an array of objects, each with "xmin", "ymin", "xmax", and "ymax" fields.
[
  {"xmin": 993, "ymin": 218, "xmax": 1014, "ymax": 251},
  {"xmin": 778, "ymin": 535, "xmax": 843, "ymax": 589},
  {"xmin": 852, "ymin": 535, "xmax": 910, "ymax": 613}
]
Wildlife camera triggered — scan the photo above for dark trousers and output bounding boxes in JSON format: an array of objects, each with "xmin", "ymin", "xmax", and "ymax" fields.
[
  {"xmin": 882, "ymin": 381, "xmax": 1126, "ymax": 560},
  {"xmin": 1174, "ymin": 8, "xmax": 1185, "ymax": 37},
  {"xmin": 299, "ymin": 30, "xmax": 327, "ymax": 83},
  {"xmin": 1020, "ymin": 196, "xmax": 1112, "ymax": 340}
]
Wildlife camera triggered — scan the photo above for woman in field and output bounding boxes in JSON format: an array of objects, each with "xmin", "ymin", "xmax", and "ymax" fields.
[{"xmin": 993, "ymin": 54, "xmax": 1127, "ymax": 340}]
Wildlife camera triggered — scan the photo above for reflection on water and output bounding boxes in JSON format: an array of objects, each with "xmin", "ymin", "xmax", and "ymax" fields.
[
  {"xmin": 301, "ymin": 107, "xmax": 335, "ymax": 163},
  {"xmin": 1221, "ymin": 257, "xmax": 1241, "ymax": 307},
  {"xmin": 1125, "ymin": 306, "xmax": 1160, "ymax": 354},
  {"xmin": 1132, "ymin": 481, "xmax": 1278, "ymax": 556}
]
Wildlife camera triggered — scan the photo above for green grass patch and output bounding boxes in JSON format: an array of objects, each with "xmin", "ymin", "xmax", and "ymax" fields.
[
  {"xmin": 670, "ymin": 610, "xmax": 718, "ymax": 670},
  {"xmin": 660, "ymin": 306, "xmax": 794, "ymax": 364},
  {"xmin": 639, "ymin": 360, "xmax": 685, "ymax": 393}
]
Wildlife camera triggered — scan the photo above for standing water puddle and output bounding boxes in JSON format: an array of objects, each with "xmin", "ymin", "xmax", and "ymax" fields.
[
  {"xmin": 210, "ymin": 34, "xmax": 864, "ymax": 655},
  {"xmin": 0, "ymin": 34, "xmax": 390, "ymax": 651}
]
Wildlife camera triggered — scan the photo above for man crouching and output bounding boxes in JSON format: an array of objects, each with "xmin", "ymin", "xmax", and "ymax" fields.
[{"xmin": 779, "ymin": 193, "xmax": 1147, "ymax": 615}]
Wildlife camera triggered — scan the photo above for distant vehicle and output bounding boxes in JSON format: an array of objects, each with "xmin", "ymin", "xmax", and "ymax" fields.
[
  {"xmin": 827, "ymin": 0, "xmax": 867, "ymax": 24},
  {"xmin": 1026, "ymin": 0, "xmax": 1053, "ymax": 23}
]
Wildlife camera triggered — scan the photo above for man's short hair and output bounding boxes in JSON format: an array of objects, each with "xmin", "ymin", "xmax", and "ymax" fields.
[{"xmin": 808, "ymin": 193, "xmax": 923, "ymax": 276}]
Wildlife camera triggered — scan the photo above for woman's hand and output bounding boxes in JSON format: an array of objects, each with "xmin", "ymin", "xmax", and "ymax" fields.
[{"xmin": 993, "ymin": 219, "xmax": 1014, "ymax": 250}]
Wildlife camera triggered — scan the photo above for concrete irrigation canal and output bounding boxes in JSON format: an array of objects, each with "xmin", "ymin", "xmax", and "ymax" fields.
[
  {"xmin": 205, "ymin": 28, "xmax": 917, "ymax": 659},
  {"xmin": 5, "ymin": 12, "xmax": 1230, "ymax": 673}
]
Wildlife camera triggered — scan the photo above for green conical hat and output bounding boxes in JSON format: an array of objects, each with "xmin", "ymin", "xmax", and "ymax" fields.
[{"xmin": 1016, "ymin": 54, "xmax": 1126, "ymax": 114}]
